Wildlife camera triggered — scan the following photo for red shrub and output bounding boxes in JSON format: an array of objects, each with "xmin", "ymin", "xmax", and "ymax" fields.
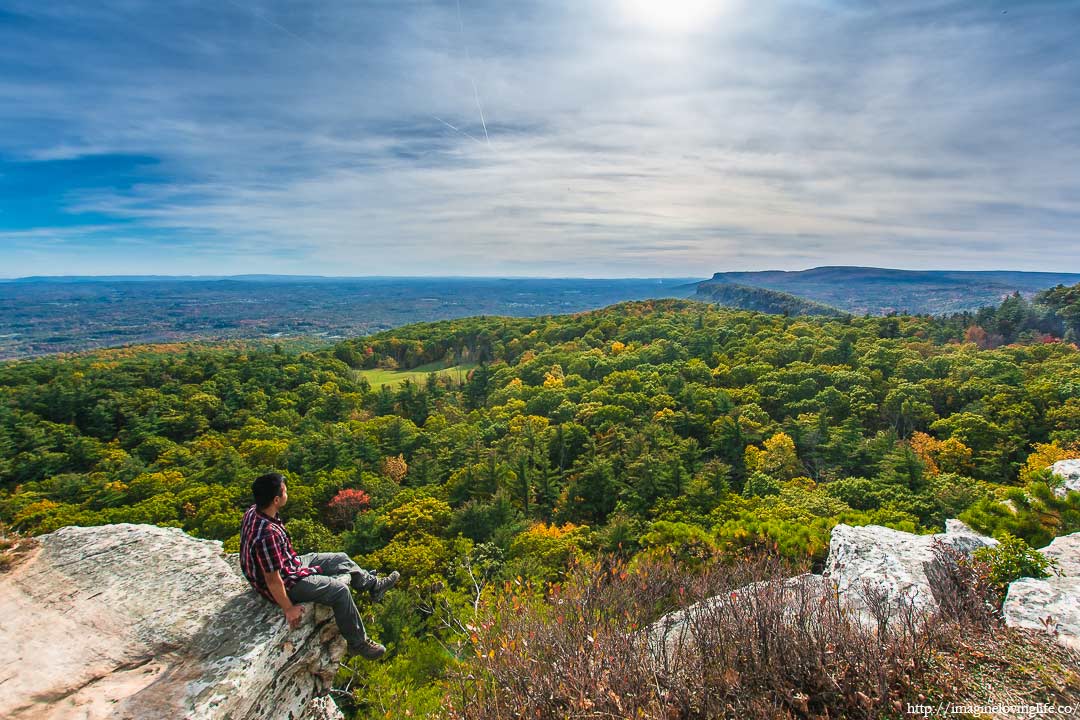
[{"xmin": 326, "ymin": 488, "xmax": 371, "ymax": 531}]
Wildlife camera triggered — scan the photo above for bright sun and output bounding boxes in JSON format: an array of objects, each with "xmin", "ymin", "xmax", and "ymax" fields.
[{"xmin": 622, "ymin": 0, "xmax": 725, "ymax": 33}]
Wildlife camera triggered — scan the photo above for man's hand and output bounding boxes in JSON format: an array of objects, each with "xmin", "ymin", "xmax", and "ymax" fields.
[
  {"xmin": 283, "ymin": 604, "xmax": 304, "ymax": 629},
  {"xmin": 263, "ymin": 566, "xmax": 303, "ymax": 629}
]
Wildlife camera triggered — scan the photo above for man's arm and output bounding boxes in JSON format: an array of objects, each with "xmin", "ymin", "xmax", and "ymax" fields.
[{"xmin": 263, "ymin": 567, "xmax": 304, "ymax": 629}]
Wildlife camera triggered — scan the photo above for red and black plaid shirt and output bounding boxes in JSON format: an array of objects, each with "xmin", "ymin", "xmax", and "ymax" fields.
[{"xmin": 239, "ymin": 505, "xmax": 320, "ymax": 603}]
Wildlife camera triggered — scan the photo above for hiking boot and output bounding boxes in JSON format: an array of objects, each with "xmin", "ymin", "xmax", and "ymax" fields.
[
  {"xmin": 349, "ymin": 638, "xmax": 386, "ymax": 661},
  {"xmin": 369, "ymin": 571, "xmax": 400, "ymax": 603}
]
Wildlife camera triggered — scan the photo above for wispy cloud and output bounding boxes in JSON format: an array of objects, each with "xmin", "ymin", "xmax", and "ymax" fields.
[{"xmin": 1, "ymin": 0, "xmax": 1079, "ymax": 276}]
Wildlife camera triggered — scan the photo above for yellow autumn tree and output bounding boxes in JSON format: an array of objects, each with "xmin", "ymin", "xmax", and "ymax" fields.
[
  {"xmin": 543, "ymin": 364, "xmax": 565, "ymax": 388},
  {"xmin": 744, "ymin": 432, "xmax": 802, "ymax": 481},
  {"xmin": 910, "ymin": 431, "xmax": 974, "ymax": 476},
  {"xmin": 937, "ymin": 437, "xmax": 974, "ymax": 475},
  {"xmin": 1020, "ymin": 441, "xmax": 1080, "ymax": 483},
  {"xmin": 909, "ymin": 432, "xmax": 942, "ymax": 475},
  {"xmin": 508, "ymin": 522, "xmax": 587, "ymax": 581}
]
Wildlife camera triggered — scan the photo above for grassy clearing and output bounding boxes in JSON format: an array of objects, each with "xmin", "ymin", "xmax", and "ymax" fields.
[{"xmin": 356, "ymin": 362, "xmax": 478, "ymax": 388}]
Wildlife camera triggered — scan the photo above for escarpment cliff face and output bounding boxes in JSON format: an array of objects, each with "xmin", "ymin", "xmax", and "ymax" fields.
[{"xmin": 0, "ymin": 524, "xmax": 346, "ymax": 720}]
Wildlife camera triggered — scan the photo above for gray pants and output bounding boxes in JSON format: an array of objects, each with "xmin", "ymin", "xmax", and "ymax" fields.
[{"xmin": 287, "ymin": 552, "xmax": 376, "ymax": 651}]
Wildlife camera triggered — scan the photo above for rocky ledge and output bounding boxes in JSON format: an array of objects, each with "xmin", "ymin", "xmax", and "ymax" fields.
[
  {"xmin": 651, "ymin": 520, "xmax": 1080, "ymax": 654},
  {"xmin": 0, "ymin": 523, "xmax": 347, "ymax": 720},
  {"xmin": 1004, "ymin": 530, "xmax": 1080, "ymax": 651},
  {"xmin": 824, "ymin": 518, "xmax": 997, "ymax": 627},
  {"xmin": 1001, "ymin": 458, "xmax": 1080, "ymax": 650}
]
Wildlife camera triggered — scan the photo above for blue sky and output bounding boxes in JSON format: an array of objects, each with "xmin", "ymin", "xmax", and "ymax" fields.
[{"xmin": 1, "ymin": 0, "xmax": 1078, "ymax": 278}]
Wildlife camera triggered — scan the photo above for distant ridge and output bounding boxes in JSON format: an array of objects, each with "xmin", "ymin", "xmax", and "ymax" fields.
[
  {"xmin": 699, "ymin": 266, "xmax": 1080, "ymax": 315},
  {"xmin": 708, "ymin": 266, "xmax": 1080, "ymax": 285},
  {"xmin": 695, "ymin": 281, "xmax": 844, "ymax": 317},
  {"xmin": 7, "ymin": 275, "xmax": 231, "ymax": 283}
]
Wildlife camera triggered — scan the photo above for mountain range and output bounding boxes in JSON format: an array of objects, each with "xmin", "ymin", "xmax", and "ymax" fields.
[{"xmin": 696, "ymin": 266, "xmax": 1080, "ymax": 315}]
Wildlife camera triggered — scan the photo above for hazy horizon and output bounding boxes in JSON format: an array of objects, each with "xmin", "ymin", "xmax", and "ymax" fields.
[{"xmin": 5, "ymin": 266, "xmax": 1080, "ymax": 282}]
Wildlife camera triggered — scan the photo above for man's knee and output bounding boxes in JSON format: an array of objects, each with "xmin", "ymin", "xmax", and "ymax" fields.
[
  {"xmin": 316, "ymin": 552, "xmax": 358, "ymax": 575},
  {"xmin": 325, "ymin": 577, "xmax": 353, "ymax": 602}
]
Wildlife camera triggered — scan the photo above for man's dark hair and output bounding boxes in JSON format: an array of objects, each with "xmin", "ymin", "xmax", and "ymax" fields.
[{"xmin": 252, "ymin": 472, "xmax": 285, "ymax": 509}]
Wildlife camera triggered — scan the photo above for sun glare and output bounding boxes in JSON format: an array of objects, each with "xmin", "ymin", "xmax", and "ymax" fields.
[{"xmin": 622, "ymin": 0, "xmax": 725, "ymax": 33}]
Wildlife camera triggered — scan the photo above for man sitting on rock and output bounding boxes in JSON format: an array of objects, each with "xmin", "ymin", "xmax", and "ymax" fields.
[{"xmin": 239, "ymin": 472, "xmax": 399, "ymax": 660}]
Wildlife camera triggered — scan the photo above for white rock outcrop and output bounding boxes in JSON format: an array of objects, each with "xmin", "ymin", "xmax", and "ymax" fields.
[
  {"xmin": 1040, "ymin": 532, "xmax": 1080, "ymax": 577},
  {"xmin": 1050, "ymin": 459, "xmax": 1080, "ymax": 498},
  {"xmin": 648, "ymin": 520, "xmax": 999, "ymax": 656},
  {"xmin": 1003, "ymin": 531, "xmax": 1080, "ymax": 651},
  {"xmin": 0, "ymin": 523, "xmax": 347, "ymax": 720},
  {"xmin": 1003, "ymin": 578, "xmax": 1080, "ymax": 651},
  {"xmin": 823, "ymin": 519, "xmax": 997, "ymax": 628},
  {"xmin": 648, "ymin": 573, "xmax": 829, "ymax": 658}
]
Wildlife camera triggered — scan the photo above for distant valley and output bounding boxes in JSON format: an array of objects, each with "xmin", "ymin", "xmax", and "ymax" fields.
[
  {"xmin": 4, "ymin": 267, "xmax": 1080, "ymax": 360},
  {"xmin": 0, "ymin": 277, "xmax": 697, "ymax": 360}
]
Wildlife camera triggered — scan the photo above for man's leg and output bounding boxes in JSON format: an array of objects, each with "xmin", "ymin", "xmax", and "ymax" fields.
[
  {"xmin": 286, "ymin": 574, "xmax": 368, "ymax": 651},
  {"xmin": 298, "ymin": 552, "xmax": 376, "ymax": 591}
]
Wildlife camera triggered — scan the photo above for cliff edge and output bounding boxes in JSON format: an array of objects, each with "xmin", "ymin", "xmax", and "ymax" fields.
[{"xmin": 0, "ymin": 523, "xmax": 346, "ymax": 720}]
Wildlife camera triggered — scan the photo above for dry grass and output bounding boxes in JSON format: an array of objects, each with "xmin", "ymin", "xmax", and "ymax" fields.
[
  {"xmin": 443, "ymin": 546, "xmax": 1073, "ymax": 720},
  {"xmin": 0, "ymin": 523, "xmax": 32, "ymax": 573},
  {"xmin": 909, "ymin": 628, "xmax": 1080, "ymax": 719}
]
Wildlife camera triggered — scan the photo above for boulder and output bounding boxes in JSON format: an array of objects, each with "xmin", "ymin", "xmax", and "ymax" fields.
[
  {"xmin": 648, "ymin": 573, "xmax": 830, "ymax": 659},
  {"xmin": 0, "ymin": 523, "xmax": 348, "ymax": 720},
  {"xmin": 647, "ymin": 520, "xmax": 1000, "ymax": 657},
  {"xmin": 823, "ymin": 520, "xmax": 997, "ymax": 629},
  {"xmin": 1003, "ymin": 577, "xmax": 1080, "ymax": 651},
  {"xmin": 1050, "ymin": 459, "xmax": 1080, "ymax": 498},
  {"xmin": 1003, "ymin": 531, "xmax": 1080, "ymax": 650},
  {"xmin": 1040, "ymin": 532, "xmax": 1080, "ymax": 577}
]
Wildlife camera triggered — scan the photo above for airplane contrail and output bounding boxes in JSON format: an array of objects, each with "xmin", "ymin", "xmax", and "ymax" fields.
[
  {"xmin": 456, "ymin": 0, "xmax": 491, "ymax": 147},
  {"xmin": 470, "ymin": 80, "xmax": 490, "ymax": 145},
  {"xmin": 224, "ymin": 0, "xmax": 319, "ymax": 51},
  {"xmin": 431, "ymin": 115, "xmax": 484, "ymax": 145}
]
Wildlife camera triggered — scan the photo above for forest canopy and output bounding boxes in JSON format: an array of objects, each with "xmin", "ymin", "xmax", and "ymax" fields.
[{"xmin": 2, "ymin": 289, "xmax": 1080, "ymax": 717}]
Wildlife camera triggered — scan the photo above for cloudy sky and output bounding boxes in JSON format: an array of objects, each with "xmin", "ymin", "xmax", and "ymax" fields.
[{"xmin": 1, "ymin": 0, "xmax": 1078, "ymax": 278}]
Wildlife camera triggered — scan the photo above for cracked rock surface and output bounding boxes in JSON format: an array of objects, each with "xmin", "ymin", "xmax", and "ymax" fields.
[
  {"xmin": 823, "ymin": 519, "xmax": 998, "ymax": 627},
  {"xmin": 1051, "ymin": 459, "xmax": 1080, "ymax": 498},
  {"xmin": 0, "ymin": 523, "xmax": 346, "ymax": 720},
  {"xmin": 648, "ymin": 520, "xmax": 999, "ymax": 654},
  {"xmin": 1003, "ymin": 531, "xmax": 1080, "ymax": 651}
]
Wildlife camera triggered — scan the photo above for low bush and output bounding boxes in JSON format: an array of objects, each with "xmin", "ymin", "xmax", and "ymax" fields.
[
  {"xmin": 972, "ymin": 532, "xmax": 1058, "ymax": 598},
  {"xmin": 445, "ymin": 546, "xmax": 999, "ymax": 719}
]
